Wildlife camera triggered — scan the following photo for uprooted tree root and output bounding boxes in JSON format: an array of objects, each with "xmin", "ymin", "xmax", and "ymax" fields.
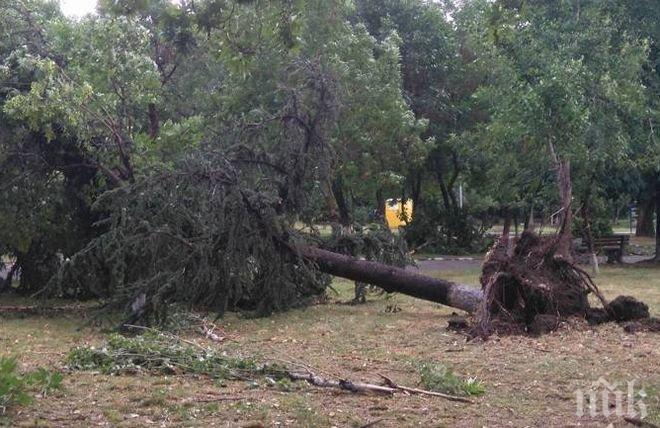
[{"xmin": 469, "ymin": 231, "xmax": 658, "ymax": 338}]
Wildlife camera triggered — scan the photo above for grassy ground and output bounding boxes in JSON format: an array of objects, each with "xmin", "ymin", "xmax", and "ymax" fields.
[{"xmin": 1, "ymin": 264, "xmax": 659, "ymax": 427}]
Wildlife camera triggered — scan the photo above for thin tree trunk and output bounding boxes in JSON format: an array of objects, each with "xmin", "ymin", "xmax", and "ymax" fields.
[
  {"xmin": 513, "ymin": 211, "xmax": 519, "ymax": 237},
  {"xmin": 548, "ymin": 139, "xmax": 573, "ymax": 261},
  {"xmin": 434, "ymin": 157, "xmax": 454, "ymax": 212},
  {"xmin": 331, "ymin": 177, "xmax": 351, "ymax": 226},
  {"xmin": 410, "ymin": 170, "xmax": 423, "ymax": 210},
  {"xmin": 502, "ymin": 208, "xmax": 511, "ymax": 239},
  {"xmin": 581, "ymin": 198, "xmax": 599, "ymax": 275},
  {"xmin": 437, "ymin": 171, "xmax": 453, "ymax": 212},
  {"xmin": 375, "ymin": 188, "xmax": 386, "ymax": 223},
  {"xmin": 148, "ymin": 103, "xmax": 159, "ymax": 139},
  {"xmin": 525, "ymin": 205, "xmax": 534, "ymax": 232},
  {"xmin": 321, "ymin": 179, "xmax": 340, "ymax": 223},
  {"xmin": 655, "ymin": 177, "xmax": 660, "ymax": 261},
  {"xmin": 555, "ymin": 159, "xmax": 573, "ymax": 260},
  {"xmin": 613, "ymin": 202, "xmax": 622, "ymax": 226},
  {"xmin": 299, "ymin": 245, "xmax": 482, "ymax": 313}
]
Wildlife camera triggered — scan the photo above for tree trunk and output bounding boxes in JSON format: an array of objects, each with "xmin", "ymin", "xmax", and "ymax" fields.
[
  {"xmin": 655, "ymin": 177, "xmax": 660, "ymax": 261},
  {"xmin": 581, "ymin": 198, "xmax": 599, "ymax": 275},
  {"xmin": 553, "ymin": 155, "xmax": 573, "ymax": 261},
  {"xmin": 435, "ymin": 165, "xmax": 453, "ymax": 213},
  {"xmin": 525, "ymin": 205, "xmax": 534, "ymax": 232},
  {"xmin": 502, "ymin": 208, "xmax": 511, "ymax": 239},
  {"xmin": 321, "ymin": 179, "xmax": 340, "ymax": 223},
  {"xmin": 331, "ymin": 177, "xmax": 351, "ymax": 226},
  {"xmin": 513, "ymin": 210, "xmax": 519, "ymax": 237},
  {"xmin": 299, "ymin": 245, "xmax": 482, "ymax": 313},
  {"xmin": 375, "ymin": 187, "xmax": 386, "ymax": 223},
  {"xmin": 148, "ymin": 102, "xmax": 159, "ymax": 140},
  {"xmin": 410, "ymin": 170, "xmax": 423, "ymax": 210},
  {"xmin": 636, "ymin": 195, "xmax": 655, "ymax": 237}
]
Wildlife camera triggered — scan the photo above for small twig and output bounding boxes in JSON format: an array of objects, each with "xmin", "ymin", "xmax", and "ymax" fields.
[
  {"xmin": 359, "ymin": 418, "xmax": 385, "ymax": 428},
  {"xmin": 191, "ymin": 396, "xmax": 243, "ymax": 403},
  {"xmin": 520, "ymin": 343, "xmax": 551, "ymax": 353}
]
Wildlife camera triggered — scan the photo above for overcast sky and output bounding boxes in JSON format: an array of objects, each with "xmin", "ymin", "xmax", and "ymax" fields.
[{"xmin": 59, "ymin": 0, "xmax": 98, "ymax": 18}]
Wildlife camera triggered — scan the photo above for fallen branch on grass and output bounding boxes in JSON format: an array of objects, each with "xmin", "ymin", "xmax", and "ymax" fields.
[
  {"xmin": 66, "ymin": 329, "xmax": 476, "ymax": 403},
  {"xmin": 288, "ymin": 371, "xmax": 396, "ymax": 395},
  {"xmin": 377, "ymin": 373, "xmax": 474, "ymax": 403},
  {"xmin": 287, "ymin": 370, "xmax": 474, "ymax": 403}
]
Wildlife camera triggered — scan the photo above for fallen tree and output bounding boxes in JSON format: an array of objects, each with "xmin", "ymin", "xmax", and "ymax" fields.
[
  {"xmin": 298, "ymin": 244, "xmax": 482, "ymax": 313},
  {"xmin": 45, "ymin": 154, "xmax": 656, "ymax": 334}
]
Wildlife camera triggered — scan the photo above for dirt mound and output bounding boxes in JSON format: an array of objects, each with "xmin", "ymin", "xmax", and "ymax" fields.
[{"xmin": 607, "ymin": 295, "xmax": 649, "ymax": 321}]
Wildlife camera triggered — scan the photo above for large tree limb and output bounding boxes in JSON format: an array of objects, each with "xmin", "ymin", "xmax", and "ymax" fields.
[{"xmin": 298, "ymin": 245, "xmax": 482, "ymax": 313}]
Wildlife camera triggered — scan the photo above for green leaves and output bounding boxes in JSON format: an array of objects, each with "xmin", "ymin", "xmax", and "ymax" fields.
[{"xmin": 458, "ymin": 0, "xmax": 650, "ymax": 210}]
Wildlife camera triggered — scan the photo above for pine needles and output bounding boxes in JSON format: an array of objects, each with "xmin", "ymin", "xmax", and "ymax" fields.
[
  {"xmin": 49, "ymin": 150, "xmax": 331, "ymax": 323},
  {"xmin": 66, "ymin": 331, "xmax": 287, "ymax": 381}
]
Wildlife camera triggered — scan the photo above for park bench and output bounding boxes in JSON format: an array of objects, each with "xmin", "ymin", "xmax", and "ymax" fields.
[{"xmin": 580, "ymin": 235, "xmax": 630, "ymax": 264}]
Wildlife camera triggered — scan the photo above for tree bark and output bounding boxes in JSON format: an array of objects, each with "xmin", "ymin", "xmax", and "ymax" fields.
[
  {"xmin": 410, "ymin": 170, "xmax": 423, "ymax": 210},
  {"xmin": 555, "ymin": 159, "xmax": 573, "ymax": 260},
  {"xmin": 548, "ymin": 140, "xmax": 573, "ymax": 262},
  {"xmin": 148, "ymin": 103, "xmax": 159, "ymax": 140},
  {"xmin": 331, "ymin": 177, "xmax": 351, "ymax": 226},
  {"xmin": 375, "ymin": 187, "xmax": 385, "ymax": 223},
  {"xmin": 636, "ymin": 193, "xmax": 655, "ymax": 238},
  {"xmin": 299, "ymin": 245, "xmax": 482, "ymax": 313},
  {"xmin": 580, "ymin": 198, "xmax": 599, "ymax": 275},
  {"xmin": 435, "ymin": 163, "xmax": 453, "ymax": 212},
  {"xmin": 525, "ymin": 205, "xmax": 534, "ymax": 232},
  {"xmin": 502, "ymin": 207, "xmax": 511, "ymax": 239},
  {"xmin": 321, "ymin": 179, "xmax": 340, "ymax": 223},
  {"xmin": 655, "ymin": 177, "xmax": 660, "ymax": 261}
]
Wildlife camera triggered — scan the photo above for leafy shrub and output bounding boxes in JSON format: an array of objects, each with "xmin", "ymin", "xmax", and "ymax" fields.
[
  {"xmin": 419, "ymin": 362, "xmax": 485, "ymax": 396},
  {"xmin": 404, "ymin": 204, "xmax": 491, "ymax": 255},
  {"xmin": 0, "ymin": 357, "xmax": 63, "ymax": 416},
  {"xmin": 572, "ymin": 215, "xmax": 613, "ymax": 240}
]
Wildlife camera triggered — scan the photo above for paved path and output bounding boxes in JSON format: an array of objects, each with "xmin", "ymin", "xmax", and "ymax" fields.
[
  {"xmin": 412, "ymin": 255, "xmax": 655, "ymax": 273},
  {"xmin": 413, "ymin": 256, "xmax": 483, "ymax": 272}
]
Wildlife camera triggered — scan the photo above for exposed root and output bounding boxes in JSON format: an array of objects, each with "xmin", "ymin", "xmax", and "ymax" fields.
[{"xmin": 471, "ymin": 232, "xmax": 655, "ymax": 338}]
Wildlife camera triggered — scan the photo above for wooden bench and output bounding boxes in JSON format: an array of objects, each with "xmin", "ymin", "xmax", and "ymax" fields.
[{"xmin": 586, "ymin": 235, "xmax": 630, "ymax": 264}]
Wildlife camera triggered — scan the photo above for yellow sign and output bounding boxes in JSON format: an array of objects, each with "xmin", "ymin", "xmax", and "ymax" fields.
[{"xmin": 385, "ymin": 199, "xmax": 413, "ymax": 229}]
